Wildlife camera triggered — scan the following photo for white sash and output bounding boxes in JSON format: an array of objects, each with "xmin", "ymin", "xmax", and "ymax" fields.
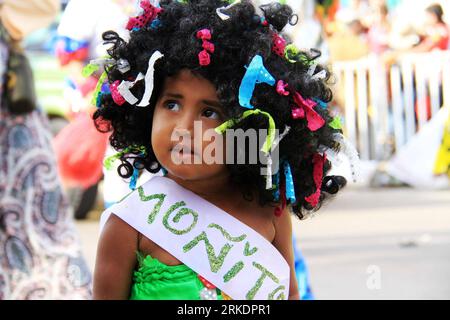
[{"xmin": 100, "ymin": 177, "xmax": 290, "ymax": 300}]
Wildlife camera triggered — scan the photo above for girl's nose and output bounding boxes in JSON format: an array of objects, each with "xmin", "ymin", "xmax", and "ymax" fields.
[{"xmin": 173, "ymin": 108, "xmax": 196, "ymax": 134}]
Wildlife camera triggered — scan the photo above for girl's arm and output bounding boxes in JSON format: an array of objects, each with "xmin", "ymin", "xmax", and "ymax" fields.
[
  {"xmin": 93, "ymin": 214, "xmax": 138, "ymax": 300},
  {"xmin": 272, "ymin": 208, "xmax": 300, "ymax": 300}
]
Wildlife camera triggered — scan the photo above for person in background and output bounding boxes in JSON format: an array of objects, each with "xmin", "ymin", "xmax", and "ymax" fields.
[
  {"xmin": 0, "ymin": 0, "xmax": 92, "ymax": 299},
  {"xmin": 367, "ymin": 3, "xmax": 391, "ymax": 55},
  {"xmin": 412, "ymin": 3, "xmax": 449, "ymax": 52},
  {"xmin": 55, "ymin": 0, "xmax": 142, "ymax": 213}
]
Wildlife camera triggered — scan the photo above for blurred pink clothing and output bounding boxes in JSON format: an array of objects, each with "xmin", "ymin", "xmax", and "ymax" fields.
[{"xmin": 368, "ymin": 24, "xmax": 390, "ymax": 54}]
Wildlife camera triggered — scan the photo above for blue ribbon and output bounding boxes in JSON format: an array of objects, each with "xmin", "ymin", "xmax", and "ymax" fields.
[
  {"xmin": 239, "ymin": 55, "xmax": 276, "ymax": 109},
  {"xmin": 313, "ymin": 98, "xmax": 328, "ymax": 109},
  {"xmin": 129, "ymin": 166, "xmax": 139, "ymax": 191},
  {"xmin": 273, "ymin": 170, "xmax": 281, "ymax": 201},
  {"xmin": 150, "ymin": 18, "xmax": 162, "ymax": 29},
  {"xmin": 283, "ymin": 161, "xmax": 296, "ymax": 204},
  {"xmin": 272, "ymin": 160, "xmax": 297, "ymax": 204}
]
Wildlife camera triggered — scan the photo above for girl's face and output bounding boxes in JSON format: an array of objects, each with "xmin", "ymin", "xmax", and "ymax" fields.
[{"xmin": 152, "ymin": 69, "xmax": 228, "ymax": 181}]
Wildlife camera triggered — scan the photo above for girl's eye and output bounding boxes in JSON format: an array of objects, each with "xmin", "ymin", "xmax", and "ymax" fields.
[
  {"xmin": 202, "ymin": 108, "xmax": 221, "ymax": 120},
  {"xmin": 164, "ymin": 101, "xmax": 181, "ymax": 111}
]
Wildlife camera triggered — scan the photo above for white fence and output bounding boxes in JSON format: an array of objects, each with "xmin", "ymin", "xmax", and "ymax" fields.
[{"xmin": 332, "ymin": 51, "xmax": 450, "ymax": 161}]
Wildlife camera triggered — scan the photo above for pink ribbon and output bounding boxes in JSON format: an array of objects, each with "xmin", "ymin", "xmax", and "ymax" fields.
[
  {"xmin": 126, "ymin": 0, "xmax": 162, "ymax": 31},
  {"xmin": 110, "ymin": 81, "xmax": 126, "ymax": 106},
  {"xmin": 202, "ymin": 40, "xmax": 215, "ymax": 53},
  {"xmin": 304, "ymin": 153, "xmax": 327, "ymax": 207},
  {"xmin": 198, "ymin": 50, "xmax": 211, "ymax": 66},
  {"xmin": 292, "ymin": 92, "xmax": 325, "ymax": 131},
  {"xmin": 196, "ymin": 29, "xmax": 212, "ymax": 40},
  {"xmin": 196, "ymin": 29, "xmax": 214, "ymax": 66},
  {"xmin": 272, "ymin": 34, "xmax": 287, "ymax": 58},
  {"xmin": 276, "ymin": 80, "xmax": 290, "ymax": 96}
]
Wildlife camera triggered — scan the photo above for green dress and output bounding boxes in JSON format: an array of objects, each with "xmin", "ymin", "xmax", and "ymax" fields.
[{"xmin": 129, "ymin": 253, "xmax": 224, "ymax": 300}]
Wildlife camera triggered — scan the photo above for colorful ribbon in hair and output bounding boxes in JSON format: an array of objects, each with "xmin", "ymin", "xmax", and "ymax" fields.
[
  {"xmin": 104, "ymin": 145, "xmax": 147, "ymax": 171},
  {"xmin": 272, "ymin": 160, "xmax": 296, "ymax": 202},
  {"xmin": 111, "ymin": 51, "xmax": 163, "ymax": 107},
  {"xmin": 304, "ymin": 153, "xmax": 327, "ymax": 207},
  {"xmin": 137, "ymin": 51, "xmax": 164, "ymax": 107},
  {"xmin": 216, "ymin": 0, "xmax": 241, "ymax": 20},
  {"xmin": 272, "ymin": 34, "xmax": 287, "ymax": 58},
  {"xmin": 91, "ymin": 71, "xmax": 108, "ymax": 107},
  {"xmin": 215, "ymin": 109, "xmax": 276, "ymax": 154},
  {"xmin": 265, "ymin": 125, "xmax": 291, "ymax": 189},
  {"xmin": 239, "ymin": 55, "xmax": 276, "ymax": 109},
  {"xmin": 126, "ymin": 0, "xmax": 162, "ymax": 31},
  {"xmin": 292, "ymin": 91, "xmax": 325, "ymax": 131},
  {"xmin": 197, "ymin": 29, "xmax": 214, "ymax": 66}
]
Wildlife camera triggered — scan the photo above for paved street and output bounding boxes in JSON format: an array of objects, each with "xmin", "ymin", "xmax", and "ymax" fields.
[{"xmin": 75, "ymin": 187, "xmax": 450, "ymax": 300}]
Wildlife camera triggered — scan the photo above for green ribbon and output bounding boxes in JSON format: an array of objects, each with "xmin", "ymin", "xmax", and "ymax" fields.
[
  {"xmin": 91, "ymin": 71, "xmax": 108, "ymax": 107},
  {"xmin": 284, "ymin": 44, "xmax": 314, "ymax": 66},
  {"xmin": 329, "ymin": 116, "xmax": 343, "ymax": 130},
  {"xmin": 103, "ymin": 145, "xmax": 147, "ymax": 170},
  {"xmin": 82, "ymin": 63, "xmax": 99, "ymax": 78},
  {"xmin": 215, "ymin": 109, "xmax": 276, "ymax": 154}
]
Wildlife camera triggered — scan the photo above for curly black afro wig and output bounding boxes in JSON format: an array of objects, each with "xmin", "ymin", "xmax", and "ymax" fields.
[{"xmin": 93, "ymin": 0, "xmax": 347, "ymax": 220}]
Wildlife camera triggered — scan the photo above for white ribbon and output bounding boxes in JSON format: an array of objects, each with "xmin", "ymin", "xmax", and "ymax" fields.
[
  {"xmin": 89, "ymin": 58, "xmax": 115, "ymax": 69},
  {"xmin": 333, "ymin": 133, "xmax": 361, "ymax": 183},
  {"xmin": 137, "ymin": 51, "xmax": 164, "ymax": 107},
  {"xmin": 311, "ymin": 69, "xmax": 327, "ymax": 81},
  {"xmin": 265, "ymin": 126, "xmax": 291, "ymax": 189},
  {"xmin": 117, "ymin": 73, "xmax": 145, "ymax": 105},
  {"xmin": 308, "ymin": 63, "xmax": 327, "ymax": 81},
  {"xmin": 216, "ymin": 0, "xmax": 241, "ymax": 21}
]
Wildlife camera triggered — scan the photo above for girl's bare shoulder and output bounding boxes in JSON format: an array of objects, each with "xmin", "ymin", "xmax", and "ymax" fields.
[{"xmin": 99, "ymin": 213, "xmax": 138, "ymax": 252}]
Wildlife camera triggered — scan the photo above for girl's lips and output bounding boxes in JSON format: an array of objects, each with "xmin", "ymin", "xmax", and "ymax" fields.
[{"xmin": 170, "ymin": 145, "xmax": 199, "ymax": 156}]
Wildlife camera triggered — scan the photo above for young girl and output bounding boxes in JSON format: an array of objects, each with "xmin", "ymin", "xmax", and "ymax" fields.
[{"xmin": 92, "ymin": 0, "xmax": 349, "ymax": 300}]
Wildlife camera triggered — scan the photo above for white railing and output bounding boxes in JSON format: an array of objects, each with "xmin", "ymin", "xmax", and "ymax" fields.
[{"xmin": 332, "ymin": 51, "xmax": 450, "ymax": 161}]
